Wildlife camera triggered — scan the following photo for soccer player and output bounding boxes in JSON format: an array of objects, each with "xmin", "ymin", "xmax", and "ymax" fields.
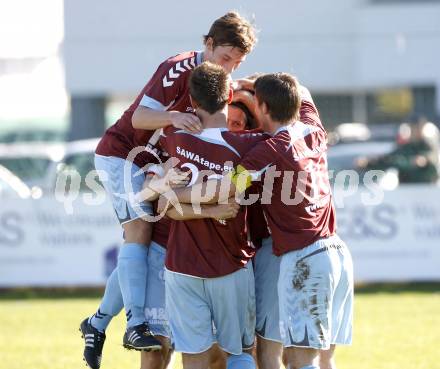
[
  {"xmin": 79, "ymin": 11, "xmax": 257, "ymax": 369},
  {"xmin": 138, "ymin": 166, "xmax": 241, "ymax": 369},
  {"xmin": 228, "ymin": 90, "xmax": 259, "ymax": 131},
  {"xmin": 80, "ymin": 160, "xmax": 241, "ymax": 369},
  {"xmin": 166, "ymin": 73, "xmax": 354, "ymax": 369},
  {"xmin": 214, "ymin": 78, "xmax": 284, "ymax": 369},
  {"xmin": 158, "ymin": 62, "xmax": 267, "ymax": 369},
  {"xmin": 250, "ymin": 220, "xmax": 283, "ymax": 369},
  {"xmin": 228, "ymin": 86, "xmax": 283, "ymax": 369}
]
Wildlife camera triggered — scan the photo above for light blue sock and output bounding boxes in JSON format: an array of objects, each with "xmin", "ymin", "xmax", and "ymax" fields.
[
  {"xmin": 298, "ymin": 365, "xmax": 320, "ymax": 369},
  {"xmin": 117, "ymin": 243, "xmax": 149, "ymax": 328},
  {"xmin": 89, "ymin": 268, "xmax": 124, "ymax": 332},
  {"xmin": 227, "ymin": 353, "xmax": 255, "ymax": 369}
]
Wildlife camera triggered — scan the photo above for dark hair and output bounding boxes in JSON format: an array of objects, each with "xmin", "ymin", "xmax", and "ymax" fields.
[
  {"xmin": 230, "ymin": 101, "xmax": 257, "ymax": 130},
  {"xmin": 189, "ymin": 62, "xmax": 230, "ymax": 114},
  {"xmin": 254, "ymin": 73, "xmax": 301, "ymax": 123},
  {"xmin": 203, "ymin": 11, "xmax": 257, "ymax": 54}
]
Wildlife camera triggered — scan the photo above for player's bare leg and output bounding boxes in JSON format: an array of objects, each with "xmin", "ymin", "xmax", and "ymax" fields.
[
  {"xmin": 181, "ymin": 344, "xmax": 229, "ymax": 369},
  {"xmin": 122, "ymin": 218, "xmax": 153, "ymax": 245},
  {"xmin": 284, "ymin": 346, "xmax": 319, "ymax": 369},
  {"xmin": 208, "ymin": 344, "xmax": 227, "ymax": 369},
  {"xmin": 256, "ymin": 336, "xmax": 283, "ymax": 369},
  {"xmin": 182, "ymin": 349, "xmax": 211, "ymax": 369},
  {"xmin": 282, "ymin": 349, "xmax": 288, "ymax": 368},
  {"xmin": 140, "ymin": 336, "xmax": 172, "ymax": 369},
  {"xmin": 319, "ymin": 345, "xmax": 336, "ymax": 369}
]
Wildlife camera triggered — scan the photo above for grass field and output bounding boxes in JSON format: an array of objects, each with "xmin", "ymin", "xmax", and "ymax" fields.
[{"xmin": 1, "ymin": 284, "xmax": 439, "ymax": 369}]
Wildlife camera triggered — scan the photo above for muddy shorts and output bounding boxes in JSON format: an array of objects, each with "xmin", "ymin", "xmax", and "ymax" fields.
[{"xmin": 278, "ymin": 234, "xmax": 353, "ymax": 349}]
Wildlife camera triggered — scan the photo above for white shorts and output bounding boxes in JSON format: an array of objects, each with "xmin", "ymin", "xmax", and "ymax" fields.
[
  {"xmin": 254, "ymin": 237, "xmax": 282, "ymax": 343},
  {"xmin": 95, "ymin": 154, "xmax": 153, "ymax": 224},
  {"xmin": 165, "ymin": 264, "xmax": 256, "ymax": 355},
  {"xmin": 278, "ymin": 234, "xmax": 353, "ymax": 350}
]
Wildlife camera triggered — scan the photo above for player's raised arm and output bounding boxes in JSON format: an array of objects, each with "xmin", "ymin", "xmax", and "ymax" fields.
[
  {"xmin": 132, "ymin": 107, "xmax": 202, "ymax": 133},
  {"xmin": 131, "ymin": 54, "xmax": 203, "ymax": 133}
]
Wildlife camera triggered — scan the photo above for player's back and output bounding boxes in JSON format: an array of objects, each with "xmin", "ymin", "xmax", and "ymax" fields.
[{"xmin": 160, "ymin": 126, "xmax": 266, "ymax": 278}]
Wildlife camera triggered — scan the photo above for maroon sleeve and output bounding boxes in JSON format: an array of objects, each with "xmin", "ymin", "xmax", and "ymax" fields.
[
  {"xmin": 239, "ymin": 139, "xmax": 278, "ymax": 177},
  {"xmin": 300, "ymin": 100, "xmax": 322, "ymax": 127},
  {"xmin": 159, "ymin": 126, "xmax": 175, "ymax": 155},
  {"xmin": 233, "ymin": 131, "xmax": 270, "ymax": 158},
  {"xmin": 298, "ymin": 86, "xmax": 324, "ymax": 129},
  {"xmin": 139, "ymin": 58, "xmax": 184, "ymax": 111}
]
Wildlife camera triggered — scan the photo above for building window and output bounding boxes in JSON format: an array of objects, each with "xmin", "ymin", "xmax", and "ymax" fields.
[
  {"xmin": 313, "ymin": 94, "xmax": 354, "ymax": 128},
  {"xmin": 366, "ymin": 86, "xmax": 436, "ymax": 124}
]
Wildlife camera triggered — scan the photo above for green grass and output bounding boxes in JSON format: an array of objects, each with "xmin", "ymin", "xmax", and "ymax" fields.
[{"xmin": 1, "ymin": 285, "xmax": 439, "ymax": 369}]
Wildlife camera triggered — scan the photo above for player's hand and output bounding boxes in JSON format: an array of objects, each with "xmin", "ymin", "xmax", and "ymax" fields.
[
  {"xmin": 209, "ymin": 200, "xmax": 240, "ymax": 220},
  {"xmin": 170, "ymin": 111, "xmax": 202, "ymax": 133},
  {"xmin": 233, "ymin": 78, "xmax": 255, "ymax": 92},
  {"xmin": 167, "ymin": 168, "xmax": 191, "ymax": 189},
  {"xmin": 157, "ymin": 194, "xmax": 169, "ymax": 214}
]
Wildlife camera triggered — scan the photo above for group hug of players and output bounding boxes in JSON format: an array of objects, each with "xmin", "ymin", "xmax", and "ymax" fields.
[{"xmin": 79, "ymin": 11, "xmax": 353, "ymax": 369}]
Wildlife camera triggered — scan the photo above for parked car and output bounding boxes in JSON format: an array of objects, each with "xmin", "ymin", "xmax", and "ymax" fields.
[
  {"xmin": 0, "ymin": 138, "xmax": 103, "ymax": 196},
  {"xmin": 0, "ymin": 165, "xmax": 42, "ymax": 199},
  {"xmin": 47, "ymin": 138, "xmax": 101, "ymax": 193},
  {"xmin": 0, "ymin": 142, "xmax": 64, "ymax": 189},
  {"xmin": 327, "ymin": 140, "xmax": 396, "ymax": 174},
  {"xmin": 327, "ymin": 123, "xmax": 399, "ymax": 188}
]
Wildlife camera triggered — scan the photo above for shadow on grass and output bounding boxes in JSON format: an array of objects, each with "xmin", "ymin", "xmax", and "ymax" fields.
[{"xmin": 1, "ymin": 282, "xmax": 439, "ymax": 300}]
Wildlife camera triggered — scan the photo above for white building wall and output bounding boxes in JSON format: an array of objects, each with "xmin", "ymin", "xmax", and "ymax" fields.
[{"xmin": 64, "ymin": 0, "xmax": 440, "ymax": 114}]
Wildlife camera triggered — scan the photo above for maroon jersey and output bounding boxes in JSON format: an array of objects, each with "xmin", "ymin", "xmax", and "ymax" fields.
[
  {"xmin": 96, "ymin": 51, "xmax": 203, "ymax": 168},
  {"xmin": 151, "ymin": 217, "xmax": 170, "ymax": 248},
  {"xmin": 160, "ymin": 126, "xmax": 267, "ymax": 278},
  {"xmin": 247, "ymin": 196, "xmax": 270, "ymax": 249},
  {"xmin": 239, "ymin": 92, "xmax": 336, "ymax": 256},
  {"xmin": 151, "ymin": 201, "xmax": 171, "ymax": 249},
  {"xmin": 236, "ymin": 132, "xmax": 270, "ymax": 249}
]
